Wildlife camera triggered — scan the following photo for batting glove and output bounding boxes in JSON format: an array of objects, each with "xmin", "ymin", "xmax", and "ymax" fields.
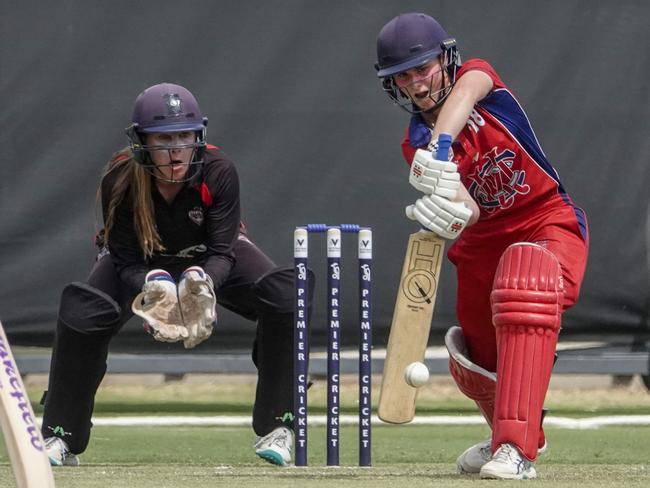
[
  {"xmin": 406, "ymin": 194, "xmax": 473, "ymax": 240},
  {"xmin": 409, "ymin": 148, "xmax": 461, "ymax": 199}
]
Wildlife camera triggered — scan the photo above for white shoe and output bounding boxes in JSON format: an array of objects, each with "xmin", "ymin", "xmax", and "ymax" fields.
[
  {"xmin": 44, "ymin": 437, "xmax": 80, "ymax": 466},
  {"xmin": 480, "ymin": 443, "xmax": 536, "ymax": 480},
  {"xmin": 254, "ymin": 426, "xmax": 293, "ymax": 466},
  {"xmin": 457, "ymin": 439, "xmax": 547, "ymax": 474},
  {"xmin": 457, "ymin": 439, "xmax": 492, "ymax": 474}
]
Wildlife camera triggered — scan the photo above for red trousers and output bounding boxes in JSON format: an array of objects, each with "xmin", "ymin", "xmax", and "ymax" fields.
[{"xmin": 449, "ymin": 221, "xmax": 588, "ymax": 373}]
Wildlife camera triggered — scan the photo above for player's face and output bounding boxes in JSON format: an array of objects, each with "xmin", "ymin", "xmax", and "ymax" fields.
[
  {"xmin": 144, "ymin": 131, "xmax": 196, "ymax": 182},
  {"xmin": 393, "ymin": 60, "xmax": 446, "ymax": 111}
]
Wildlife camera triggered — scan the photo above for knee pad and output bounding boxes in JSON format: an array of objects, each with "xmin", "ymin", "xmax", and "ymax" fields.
[
  {"xmin": 490, "ymin": 243, "xmax": 563, "ymax": 460},
  {"xmin": 253, "ymin": 266, "xmax": 315, "ymax": 314},
  {"xmin": 59, "ymin": 282, "xmax": 122, "ymax": 334},
  {"xmin": 445, "ymin": 326, "xmax": 496, "ymax": 426},
  {"xmin": 491, "ymin": 243, "xmax": 564, "ymax": 330}
]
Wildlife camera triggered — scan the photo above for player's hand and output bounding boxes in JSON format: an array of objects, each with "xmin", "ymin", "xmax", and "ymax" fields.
[
  {"xmin": 409, "ymin": 149, "xmax": 461, "ymax": 199},
  {"xmin": 178, "ymin": 266, "xmax": 217, "ymax": 349},
  {"xmin": 131, "ymin": 270, "xmax": 188, "ymax": 343},
  {"xmin": 406, "ymin": 194, "xmax": 472, "ymax": 240}
]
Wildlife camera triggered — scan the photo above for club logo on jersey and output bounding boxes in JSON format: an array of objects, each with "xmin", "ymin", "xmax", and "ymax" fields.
[
  {"xmin": 466, "ymin": 147, "xmax": 530, "ymax": 212},
  {"xmin": 188, "ymin": 206, "xmax": 204, "ymax": 226},
  {"xmin": 164, "ymin": 93, "xmax": 182, "ymax": 116}
]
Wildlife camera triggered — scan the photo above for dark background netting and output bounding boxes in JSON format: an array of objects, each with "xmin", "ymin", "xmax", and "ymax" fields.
[{"xmin": 1, "ymin": 0, "xmax": 648, "ymax": 353}]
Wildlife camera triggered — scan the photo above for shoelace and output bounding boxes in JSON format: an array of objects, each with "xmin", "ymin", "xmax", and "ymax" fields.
[
  {"xmin": 45, "ymin": 438, "xmax": 70, "ymax": 458},
  {"xmin": 492, "ymin": 444, "xmax": 518, "ymax": 464},
  {"xmin": 270, "ymin": 431, "xmax": 289, "ymax": 448},
  {"xmin": 479, "ymin": 443, "xmax": 492, "ymax": 461},
  {"xmin": 492, "ymin": 444, "xmax": 531, "ymax": 474}
]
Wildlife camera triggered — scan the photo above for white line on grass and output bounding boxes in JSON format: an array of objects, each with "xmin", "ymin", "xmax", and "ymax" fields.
[{"xmin": 50, "ymin": 415, "xmax": 650, "ymax": 429}]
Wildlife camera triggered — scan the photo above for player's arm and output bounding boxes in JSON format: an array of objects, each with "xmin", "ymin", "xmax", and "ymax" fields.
[
  {"xmin": 100, "ymin": 172, "xmax": 149, "ymax": 290},
  {"xmin": 435, "ymin": 70, "xmax": 491, "ymax": 226},
  {"xmin": 421, "ymin": 71, "xmax": 491, "ymax": 230},
  {"xmin": 430, "ymin": 69, "xmax": 493, "ymax": 142},
  {"xmin": 201, "ymin": 158, "xmax": 240, "ymax": 289}
]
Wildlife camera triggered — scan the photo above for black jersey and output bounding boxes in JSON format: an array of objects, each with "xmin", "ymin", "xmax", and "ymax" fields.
[{"xmin": 101, "ymin": 146, "xmax": 240, "ymax": 291}]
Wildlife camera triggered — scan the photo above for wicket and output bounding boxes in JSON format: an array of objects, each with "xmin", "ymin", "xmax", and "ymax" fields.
[{"xmin": 294, "ymin": 224, "xmax": 372, "ymax": 467}]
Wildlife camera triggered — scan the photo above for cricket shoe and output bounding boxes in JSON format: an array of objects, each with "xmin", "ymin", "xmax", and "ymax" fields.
[
  {"xmin": 456, "ymin": 439, "xmax": 492, "ymax": 474},
  {"xmin": 45, "ymin": 437, "xmax": 80, "ymax": 466},
  {"xmin": 479, "ymin": 443, "xmax": 536, "ymax": 480},
  {"xmin": 254, "ymin": 426, "xmax": 293, "ymax": 466},
  {"xmin": 457, "ymin": 439, "xmax": 547, "ymax": 474}
]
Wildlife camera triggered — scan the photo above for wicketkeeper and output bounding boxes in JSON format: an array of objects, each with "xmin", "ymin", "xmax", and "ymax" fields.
[
  {"xmin": 375, "ymin": 13, "xmax": 589, "ymax": 479},
  {"xmin": 41, "ymin": 83, "xmax": 310, "ymax": 467}
]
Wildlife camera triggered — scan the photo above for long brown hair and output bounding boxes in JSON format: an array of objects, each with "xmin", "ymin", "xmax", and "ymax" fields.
[{"xmin": 100, "ymin": 148, "xmax": 164, "ymax": 258}]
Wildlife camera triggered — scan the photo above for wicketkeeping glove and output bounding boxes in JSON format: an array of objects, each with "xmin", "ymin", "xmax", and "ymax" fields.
[
  {"xmin": 131, "ymin": 270, "xmax": 188, "ymax": 343},
  {"xmin": 406, "ymin": 194, "xmax": 473, "ymax": 240},
  {"xmin": 178, "ymin": 266, "xmax": 217, "ymax": 349},
  {"xmin": 409, "ymin": 148, "xmax": 461, "ymax": 199}
]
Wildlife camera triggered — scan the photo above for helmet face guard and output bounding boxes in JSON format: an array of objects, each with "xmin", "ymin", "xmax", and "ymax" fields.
[
  {"xmin": 375, "ymin": 13, "xmax": 461, "ymax": 114},
  {"xmin": 125, "ymin": 83, "xmax": 209, "ymax": 183},
  {"xmin": 381, "ymin": 42, "xmax": 460, "ymax": 114},
  {"xmin": 126, "ymin": 124, "xmax": 207, "ymax": 183}
]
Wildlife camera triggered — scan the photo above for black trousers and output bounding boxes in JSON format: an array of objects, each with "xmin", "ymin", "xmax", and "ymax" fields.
[{"xmin": 42, "ymin": 235, "xmax": 296, "ymax": 453}]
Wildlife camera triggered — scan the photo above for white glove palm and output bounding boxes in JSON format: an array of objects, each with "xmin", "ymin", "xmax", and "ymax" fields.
[
  {"xmin": 409, "ymin": 149, "xmax": 461, "ymax": 199},
  {"xmin": 178, "ymin": 266, "xmax": 217, "ymax": 349},
  {"xmin": 131, "ymin": 270, "xmax": 188, "ymax": 343},
  {"xmin": 406, "ymin": 194, "xmax": 473, "ymax": 240}
]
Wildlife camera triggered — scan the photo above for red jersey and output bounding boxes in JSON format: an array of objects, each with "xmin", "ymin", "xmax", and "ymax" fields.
[{"xmin": 401, "ymin": 59, "xmax": 588, "ymax": 260}]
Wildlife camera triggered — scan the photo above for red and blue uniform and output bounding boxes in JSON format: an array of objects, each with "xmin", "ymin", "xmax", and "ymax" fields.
[{"xmin": 401, "ymin": 59, "xmax": 588, "ymax": 373}]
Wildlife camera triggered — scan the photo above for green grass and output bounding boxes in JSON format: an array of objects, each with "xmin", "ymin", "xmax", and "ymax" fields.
[
  {"xmin": 1, "ymin": 425, "xmax": 649, "ymax": 487},
  {"xmin": 3, "ymin": 374, "xmax": 648, "ymax": 486},
  {"xmin": 24, "ymin": 373, "xmax": 650, "ymax": 417}
]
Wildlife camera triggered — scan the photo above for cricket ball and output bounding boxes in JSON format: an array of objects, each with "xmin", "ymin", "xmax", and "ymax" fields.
[{"xmin": 404, "ymin": 361, "xmax": 430, "ymax": 388}]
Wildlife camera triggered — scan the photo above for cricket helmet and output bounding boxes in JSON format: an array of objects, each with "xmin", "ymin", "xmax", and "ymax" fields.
[
  {"xmin": 375, "ymin": 13, "xmax": 460, "ymax": 113},
  {"xmin": 125, "ymin": 83, "xmax": 208, "ymax": 181}
]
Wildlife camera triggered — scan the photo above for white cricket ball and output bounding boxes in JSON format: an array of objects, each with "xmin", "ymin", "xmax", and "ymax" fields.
[{"xmin": 404, "ymin": 361, "xmax": 430, "ymax": 388}]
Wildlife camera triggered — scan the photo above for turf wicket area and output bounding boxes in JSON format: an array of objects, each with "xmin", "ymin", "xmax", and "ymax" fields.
[
  {"xmin": 2, "ymin": 373, "xmax": 650, "ymax": 486},
  {"xmin": 2, "ymin": 423, "xmax": 649, "ymax": 487}
]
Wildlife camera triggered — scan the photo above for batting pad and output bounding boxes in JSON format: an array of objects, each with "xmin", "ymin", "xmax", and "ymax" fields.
[
  {"xmin": 490, "ymin": 243, "xmax": 563, "ymax": 461},
  {"xmin": 445, "ymin": 326, "xmax": 496, "ymax": 427}
]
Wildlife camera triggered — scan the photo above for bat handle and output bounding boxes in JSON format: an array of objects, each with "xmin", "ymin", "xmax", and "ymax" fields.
[{"xmin": 436, "ymin": 133, "xmax": 453, "ymax": 161}]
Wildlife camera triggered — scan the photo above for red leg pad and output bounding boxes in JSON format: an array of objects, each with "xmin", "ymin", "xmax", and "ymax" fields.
[
  {"xmin": 445, "ymin": 326, "xmax": 496, "ymax": 427},
  {"xmin": 491, "ymin": 243, "xmax": 563, "ymax": 461}
]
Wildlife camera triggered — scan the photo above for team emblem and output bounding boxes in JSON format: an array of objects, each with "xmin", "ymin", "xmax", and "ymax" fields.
[
  {"xmin": 466, "ymin": 147, "xmax": 530, "ymax": 212},
  {"xmin": 188, "ymin": 206, "xmax": 204, "ymax": 225},
  {"xmin": 164, "ymin": 93, "xmax": 182, "ymax": 116}
]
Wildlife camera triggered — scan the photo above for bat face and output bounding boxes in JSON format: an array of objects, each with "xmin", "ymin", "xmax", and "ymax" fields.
[
  {"xmin": 0, "ymin": 321, "xmax": 56, "ymax": 487},
  {"xmin": 378, "ymin": 231, "xmax": 445, "ymax": 423}
]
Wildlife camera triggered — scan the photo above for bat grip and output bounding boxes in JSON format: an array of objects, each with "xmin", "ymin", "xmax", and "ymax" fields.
[{"xmin": 436, "ymin": 133, "xmax": 452, "ymax": 161}]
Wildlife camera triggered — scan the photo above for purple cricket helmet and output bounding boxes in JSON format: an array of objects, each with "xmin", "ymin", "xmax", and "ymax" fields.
[
  {"xmin": 130, "ymin": 83, "xmax": 207, "ymax": 133},
  {"xmin": 125, "ymin": 83, "xmax": 208, "ymax": 182},
  {"xmin": 375, "ymin": 13, "xmax": 460, "ymax": 113}
]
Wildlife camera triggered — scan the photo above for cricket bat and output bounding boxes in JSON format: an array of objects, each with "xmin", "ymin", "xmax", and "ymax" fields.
[
  {"xmin": 0, "ymin": 321, "xmax": 56, "ymax": 487},
  {"xmin": 378, "ymin": 134, "xmax": 452, "ymax": 424}
]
